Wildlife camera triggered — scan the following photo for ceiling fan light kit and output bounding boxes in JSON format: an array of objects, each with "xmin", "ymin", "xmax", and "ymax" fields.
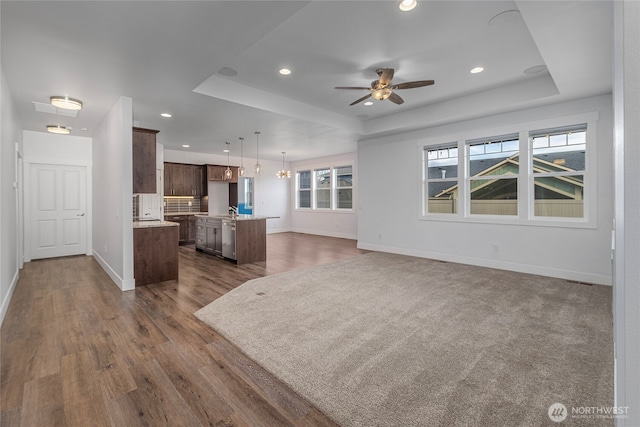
[
  {"xmin": 50, "ymin": 96, "xmax": 83, "ymax": 110},
  {"xmin": 335, "ymin": 68, "xmax": 434, "ymax": 106}
]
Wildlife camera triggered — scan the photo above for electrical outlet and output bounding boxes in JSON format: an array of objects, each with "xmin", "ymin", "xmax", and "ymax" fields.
[
  {"xmin": 378, "ymin": 233, "xmax": 383, "ymax": 240},
  {"xmin": 492, "ymin": 243, "xmax": 499, "ymax": 252}
]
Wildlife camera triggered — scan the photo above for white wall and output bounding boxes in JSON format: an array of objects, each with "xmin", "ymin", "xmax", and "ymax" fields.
[
  {"xmin": 92, "ymin": 97, "xmax": 134, "ymax": 291},
  {"xmin": 613, "ymin": 1, "xmax": 640, "ymax": 424},
  {"xmin": 358, "ymin": 94, "xmax": 613, "ymax": 285},
  {"xmin": 0, "ymin": 66, "xmax": 21, "ymax": 325},
  {"xmin": 22, "ymin": 130, "xmax": 92, "ymax": 165},
  {"xmin": 164, "ymin": 149, "xmax": 289, "ymax": 233},
  {"xmin": 290, "ymin": 152, "xmax": 358, "ymax": 239}
]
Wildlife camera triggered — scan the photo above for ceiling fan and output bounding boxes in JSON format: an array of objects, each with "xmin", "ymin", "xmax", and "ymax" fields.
[{"xmin": 335, "ymin": 68, "xmax": 434, "ymax": 106}]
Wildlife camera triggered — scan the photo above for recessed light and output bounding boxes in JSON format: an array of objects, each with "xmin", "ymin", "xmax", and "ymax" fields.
[
  {"xmin": 47, "ymin": 125, "xmax": 70, "ymax": 135},
  {"xmin": 223, "ymin": 149, "xmax": 230, "ymax": 153},
  {"xmin": 50, "ymin": 96, "xmax": 83, "ymax": 110},
  {"xmin": 470, "ymin": 67, "xmax": 484, "ymax": 74},
  {"xmin": 279, "ymin": 68, "xmax": 292, "ymax": 75},
  {"xmin": 161, "ymin": 113, "xmax": 172, "ymax": 118},
  {"xmin": 399, "ymin": 0, "xmax": 417, "ymax": 12},
  {"xmin": 182, "ymin": 144, "xmax": 190, "ymax": 148},
  {"xmin": 81, "ymin": 127, "xmax": 88, "ymax": 131},
  {"xmin": 364, "ymin": 101, "xmax": 373, "ymax": 106}
]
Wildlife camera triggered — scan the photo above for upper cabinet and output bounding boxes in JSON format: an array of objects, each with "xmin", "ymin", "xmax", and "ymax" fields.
[
  {"xmin": 164, "ymin": 163, "xmax": 206, "ymax": 196},
  {"xmin": 132, "ymin": 127, "xmax": 159, "ymax": 194},
  {"xmin": 207, "ymin": 165, "xmax": 238, "ymax": 183}
]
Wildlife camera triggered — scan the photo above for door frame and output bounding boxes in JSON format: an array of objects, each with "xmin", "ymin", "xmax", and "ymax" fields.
[{"xmin": 23, "ymin": 161, "xmax": 92, "ymax": 262}]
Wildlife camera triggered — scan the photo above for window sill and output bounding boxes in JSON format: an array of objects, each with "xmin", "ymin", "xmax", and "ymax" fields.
[{"xmin": 419, "ymin": 213, "xmax": 596, "ymax": 229}]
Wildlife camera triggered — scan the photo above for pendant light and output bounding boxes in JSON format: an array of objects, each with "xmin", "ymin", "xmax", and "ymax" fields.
[
  {"xmin": 254, "ymin": 131, "xmax": 261, "ymax": 175},
  {"xmin": 238, "ymin": 137, "xmax": 245, "ymax": 177},
  {"xmin": 277, "ymin": 152, "xmax": 291, "ymax": 179},
  {"xmin": 224, "ymin": 142, "xmax": 233, "ymax": 180}
]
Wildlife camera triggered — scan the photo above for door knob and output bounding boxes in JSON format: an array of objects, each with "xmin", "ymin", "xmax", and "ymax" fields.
[{"xmin": 77, "ymin": 213, "xmax": 85, "ymax": 216}]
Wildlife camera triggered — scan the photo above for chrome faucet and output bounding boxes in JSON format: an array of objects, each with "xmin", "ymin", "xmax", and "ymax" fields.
[{"xmin": 229, "ymin": 206, "xmax": 238, "ymax": 217}]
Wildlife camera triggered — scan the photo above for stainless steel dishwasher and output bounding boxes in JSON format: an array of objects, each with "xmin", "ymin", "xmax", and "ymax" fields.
[{"xmin": 221, "ymin": 220, "xmax": 236, "ymax": 260}]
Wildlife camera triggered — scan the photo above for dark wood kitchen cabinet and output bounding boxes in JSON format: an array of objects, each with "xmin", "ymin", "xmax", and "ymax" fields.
[
  {"xmin": 132, "ymin": 127, "xmax": 158, "ymax": 194},
  {"xmin": 133, "ymin": 224, "xmax": 178, "ymax": 286},
  {"xmin": 163, "ymin": 214, "xmax": 198, "ymax": 245},
  {"xmin": 164, "ymin": 163, "xmax": 206, "ymax": 196},
  {"xmin": 207, "ymin": 164, "xmax": 238, "ymax": 183}
]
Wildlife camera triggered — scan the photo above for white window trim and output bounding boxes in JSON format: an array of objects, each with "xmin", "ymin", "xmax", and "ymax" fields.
[
  {"xmin": 418, "ymin": 112, "xmax": 598, "ymax": 229},
  {"xmin": 294, "ymin": 164, "xmax": 355, "ymax": 213}
]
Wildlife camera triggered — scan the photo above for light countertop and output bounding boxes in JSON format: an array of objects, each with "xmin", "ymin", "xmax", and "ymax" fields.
[
  {"xmin": 133, "ymin": 220, "xmax": 180, "ymax": 228},
  {"xmin": 194, "ymin": 214, "xmax": 277, "ymax": 221},
  {"xmin": 164, "ymin": 212, "xmax": 208, "ymax": 216}
]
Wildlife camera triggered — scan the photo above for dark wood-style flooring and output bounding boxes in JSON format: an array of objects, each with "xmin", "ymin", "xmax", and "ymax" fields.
[{"xmin": 1, "ymin": 232, "xmax": 369, "ymax": 426}]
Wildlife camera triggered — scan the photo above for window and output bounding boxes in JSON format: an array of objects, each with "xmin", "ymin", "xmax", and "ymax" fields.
[
  {"xmin": 425, "ymin": 144, "xmax": 458, "ymax": 214},
  {"xmin": 335, "ymin": 166, "xmax": 353, "ymax": 209},
  {"xmin": 297, "ymin": 170, "xmax": 311, "ymax": 208},
  {"xmin": 315, "ymin": 168, "xmax": 331, "ymax": 209},
  {"xmin": 421, "ymin": 117, "xmax": 594, "ymax": 227},
  {"xmin": 530, "ymin": 124, "xmax": 586, "ymax": 218},
  {"xmin": 295, "ymin": 164, "xmax": 354, "ymax": 211},
  {"xmin": 467, "ymin": 134, "xmax": 519, "ymax": 216}
]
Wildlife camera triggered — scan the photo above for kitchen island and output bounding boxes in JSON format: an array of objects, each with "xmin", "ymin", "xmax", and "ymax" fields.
[
  {"xmin": 133, "ymin": 220, "xmax": 179, "ymax": 286},
  {"xmin": 195, "ymin": 215, "xmax": 267, "ymax": 264}
]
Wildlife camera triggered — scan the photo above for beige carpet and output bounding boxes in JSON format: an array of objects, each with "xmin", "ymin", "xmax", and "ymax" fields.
[{"xmin": 195, "ymin": 252, "xmax": 613, "ymax": 426}]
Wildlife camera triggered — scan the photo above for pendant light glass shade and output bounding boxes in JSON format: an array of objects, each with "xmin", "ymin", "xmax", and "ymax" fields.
[
  {"xmin": 224, "ymin": 142, "xmax": 233, "ymax": 180},
  {"xmin": 276, "ymin": 152, "xmax": 291, "ymax": 179},
  {"xmin": 254, "ymin": 131, "xmax": 261, "ymax": 175},
  {"xmin": 238, "ymin": 137, "xmax": 245, "ymax": 177}
]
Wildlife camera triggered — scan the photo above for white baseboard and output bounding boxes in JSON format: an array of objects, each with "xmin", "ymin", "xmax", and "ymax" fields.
[
  {"xmin": 92, "ymin": 251, "xmax": 135, "ymax": 291},
  {"xmin": 290, "ymin": 227, "xmax": 357, "ymax": 240},
  {"xmin": 357, "ymin": 242, "xmax": 612, "ymax": 286},
  {"xmin": 0, "ymin": 269, "xmax": 19, "ymax": 327}
]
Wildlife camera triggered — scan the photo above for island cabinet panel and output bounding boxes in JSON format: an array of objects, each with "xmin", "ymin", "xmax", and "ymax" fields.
[
  {"xmin": 133, "ymin": 225, "xmax": 179, "ymax": 286},
  {"xmin": 235, "ymin": 219, "xmax": 266, "ymax": 264},
  {"xmin": 195, "ymin": 217, "xmax": 222, "ymax": 256},
  {"xmin": 132, "ymin": 127, "xmax": 158, "ymax": 194}
]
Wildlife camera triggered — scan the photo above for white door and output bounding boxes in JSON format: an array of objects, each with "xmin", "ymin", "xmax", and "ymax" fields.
[{"xmin": 29, "ymin": 164, "xmax": 87, "ymax": 260}]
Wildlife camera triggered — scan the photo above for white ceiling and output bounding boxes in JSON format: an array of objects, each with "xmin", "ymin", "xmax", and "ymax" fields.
[{"xmin": 1, "ymin": 1, "xmax": 612, "ymax": 162}]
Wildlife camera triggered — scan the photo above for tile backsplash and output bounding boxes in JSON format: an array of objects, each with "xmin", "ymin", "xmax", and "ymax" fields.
[{"xmin": 164, "ymin": 197, "xmax": 205, "ymax": 214}]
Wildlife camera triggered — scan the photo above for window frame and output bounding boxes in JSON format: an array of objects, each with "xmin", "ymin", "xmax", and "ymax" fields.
[
  {"xmin": 334, "ymin": 165, "xmax": 353, "ymax": 210},
  {"xmin": 314, "ymin": 167, "xmax": 332, "ymax": 210},
  {"xmin": 296, "ymin": 169, "xmax": 312, "ymax": 209},
  {"xmin": 418, "ymin": 112, "xmax": 598, "ymax": 229},
  {"xmin": 294, "ymin": 163, "xmax": 355, "ymax": 213}
]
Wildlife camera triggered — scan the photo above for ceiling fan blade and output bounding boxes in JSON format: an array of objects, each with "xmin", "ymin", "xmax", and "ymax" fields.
[
  {"xmin": 388, "ymin": 92, "xmax": 404, "ymax": 105},
  {"xmin": 378, "ymin": 68, "xmax": 394, "ymax": 86},
  {"xmin": 349, "ymin": 93, "xmax": 372, "ymax": 106},
  {"xmin": 335, "ymin": 86, "xmax": 371, "ymax": 90},
  {"xmin": 392, "ymin": 80, "xmax": 435, "ymax": 90}
]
